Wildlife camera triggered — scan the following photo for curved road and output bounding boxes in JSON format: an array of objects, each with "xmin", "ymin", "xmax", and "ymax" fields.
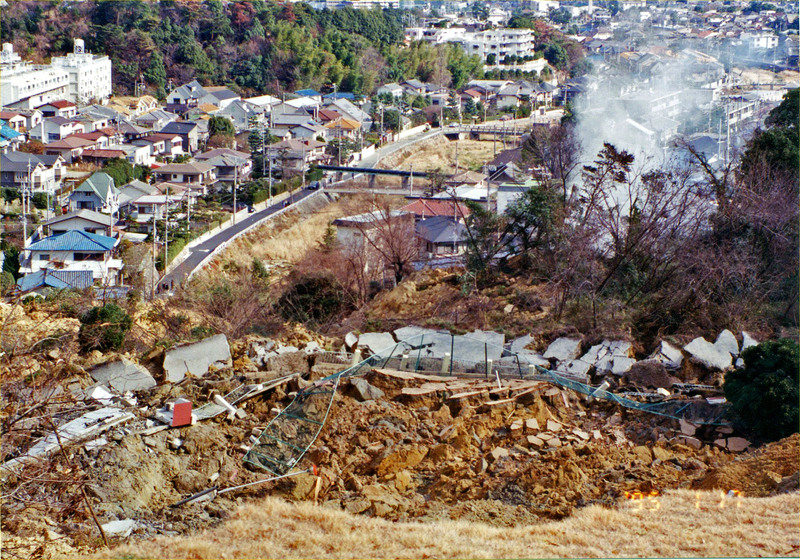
[{"xmin": 160, "ymin": 187, "xmax": 317, "ymax": 290}]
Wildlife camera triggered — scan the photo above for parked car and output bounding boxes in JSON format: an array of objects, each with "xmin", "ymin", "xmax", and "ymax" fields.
[{"xmin": 307, "ymin": 181, "xmax": 320, "ymax": 190}]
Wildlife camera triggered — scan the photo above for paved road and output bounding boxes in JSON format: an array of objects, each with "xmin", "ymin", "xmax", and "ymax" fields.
[{"xmin": 160, "ymin": 187, "xmax": 317, "ymax": 290}]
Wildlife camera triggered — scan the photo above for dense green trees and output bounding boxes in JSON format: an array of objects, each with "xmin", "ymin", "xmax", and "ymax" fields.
[
  {"xmin": 0, "ymin": 1, "xmax": 491, "ymax": 97},
  {"xmin": 724, "ymin": 339, "xmax": 799, "ymax": 441}
]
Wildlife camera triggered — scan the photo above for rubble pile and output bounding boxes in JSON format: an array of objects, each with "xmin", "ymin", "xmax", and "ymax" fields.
[{"xmin": 1, "ymin": 328, "xmax": 797, "ymax": 557}]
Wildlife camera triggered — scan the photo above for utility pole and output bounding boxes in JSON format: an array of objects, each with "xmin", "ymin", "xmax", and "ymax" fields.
[
  {"xmin": 164, "ymin": 192, "xmax": 169, "ymax": 273},
  {"xmin": 232, "ymin": 165, "xmax": 238, "ymax": 224},
  {"xmin": 151, "ymin": 211, "xmax": 157, "ymax": 298},
  {"xmin": 22, "ymin": 161, "xmax": 31, "ymax": 246},
  {"xmin": 268, "ymin": 145, "xmax": 273, "ymax": 206},
  {"xmin": 409, "ymin": 163, "xmax": 413, "ymax": 197}
]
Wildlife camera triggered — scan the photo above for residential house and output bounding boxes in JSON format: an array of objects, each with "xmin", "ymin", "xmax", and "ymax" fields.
[
  {"xmin": 195, "ymin": 148, "xmax": 252, "ymax": 184},
  {"xmin": 43, "ymin": 136, "xmax": 96, "ymax": 164},
  {"xmin": 1, "ymin": 151, "xmax": 64, "ymax": 192},
  {"xmin": 20, "ymin": 229, "xmax": 123, "ymax": 286},
  {"xmin": 16, "ymin": 269, "xmax": 94, "ymax": 297},
  {"xmin": 159, "ymin": 121, "xmax": 199, "ymax": 153},
  {"xmin": 323, "ymin": 98, "xmax": 372, "ymax": 132},
  {"xmin": 0, "ymin": 110, "xmax": 27, "ymax": 132},
  {"xmin": 291, "ymin": 121, "xmax": 328, "ymax": 141},
  {"xmin": 215, "ymin": 99, "xmax": 262, "ymax": 131},
  {"xmin": 69, "ymin": 130, "xmax": 111, "ymax": 149},
  {"xmin": 294, "ymin": 89, "xmax": 323, "ymax": 103},
  {"xmin": 416, "ymin": 216, "xmax": 468, "ymax": 257},
  {"xmin": 132, "ymin": 132, "xmax": 184, "ymax": 158},
  {"xmin": 16, "ymin": 108, "xmax": 43, "ymax": 131},
  {"xmin": 37, "ymin": 100, "xmax": 78, "ymax": 119},
  {"xmin": 134, "ymin": 108, "xmax": 177, "ymax": 131},
  {"xmin": 496, "ymin": 81, "xmax": 536, "ymax": 110},
  {"xmin": 79, "ymin": 148, "xmax": 128, "ymax": 166},
  {"xmin": 128, "ymin": 194, "xmax": 185, "ymax": 230},
  {"xmin": 107, "ymin": 143, "xmax": 152, "ymax": 166},
  {"xmin": 45, "ymin": 209, "xmax": 114, "ymax": 237},
  {"xmin": 398, "ymin": 198, "xmax": 470, "ymax": 221},
  {"xmin": 268, "ymin": 139, "xmax": 327, "ymax": 175},
  {"xmin": 72, "ymin": 111, "xmax": 111, "ymax": 133},
  {"xmin": 107, "ymin": 95, "xmax": 159, "ymax": 117},
  {"xmin": 118, "ymin": 179, "xmax": 158, "ymax": 210},
  {"xmin": 204, "ymin": 86, "xmax": 241, "ymax": 110},
  {"xmin": 376, "ymin": 83, "xmax": 405, "ymax": 98},
  {"xmin": 0, "ymin": 120, "xmax": 24, "ymax": 149},
  {"xmin": 68, "ymin": 172, "xmax": 118, "ymax": 213},
  {"xmin": 151, "ymin": 161, "xmax": 216, "ymax": 195},
  {"xmin": 324, "ymin": 117, "xmax": 361, "ymax": 140},
  {"xmin": 167, "ymin": 80, "xmax": 209, "ymax": 107},
  {"xmin": 331, "ymin": 209, "xmax": 416, "ymax": 281},
  {"xmin": 496, "ymin": 179, "xmax": 538, "ymax": 214},
  {"xmin": 29, "ymin": 116, "xmax": 84, "ymax": 143},
  {"xmin": 445, "ymin": 170, "xmax": 488, "ymax": 190},
  {"xmin": 401, "ymin": 79, "xmax": 426, "ymax": 96},
  {"xmin": 459, "ymin": 89, "xmax": 483, "ymax": 110}
]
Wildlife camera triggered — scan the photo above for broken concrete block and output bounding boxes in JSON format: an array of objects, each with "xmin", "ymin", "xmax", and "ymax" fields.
[
  {"xmin": 714, "ymin": 329, "xmax": 739, "ymax": 357},
  {"xmin": 349, "ymin": 378, "xmax": 385, "ymax": 402},
  {"xmin": 546, "ymin": 420, "xmax": 562, "ymax": 432},
  {"xmin": 490, "ymin": 447, "xmax": 510, "ymax": 461},
  {"xmin": 740, "ymin": 331, "xmax": 758, "ymax": 352},
  {"xmin": 561, "ymin": 358, "xmax": 592, "ymax": 378},
  {"xmin": 592, "ymin": 430, "xmax": 602, "ymax": 440},
  {"xmin": 650, "ymin": 341, "xmax": 684, "ymax": 370},
  {"xmin": 714, "ymin": 438, "xmax": 728, "ymax": 449},
  {"xmin": 345, "ymin": 332, "xmax": 359, "ymax": 350},
  {"xmin": 726, "ymin": 437, "xmax": 751, "ymax": 452},
  {"xmin": 679, "ymin": 419, "xmax": 697, "ymax": 436},
  {"xmin": 88, "ymin": 385, "xmax": 114, "ymax": 405},
  {"xmin": 527, "ymin": 435, "xmax": 544, "ymax": 447},
  {"xmin": 163, "ymin": 334, "xmax": 232, "ymax": 383},
  {"xmin": 632, "ymin": 445, "xmax": 652, "ymax": 463},
  {"xmin": 525, "ymin": 418, "xmax": 539, "ymax": 432},
  {"xmin": 357, "ymin": 332, "xmax": 396, "ymax": 355},
  {"xmin": 679, "ymin": 436, "xmax": 702, "ymax": 450},
  {"xmin": 608, "ymin": 340, "xmax": 633, "ymax": 357},
  {"xmin": 101, "ymin": 519, "xmax": 137, "ymax": 538},
  {"xmin": 543, "ymin": 338, "xmax": 582, "ymax": 362},
  {"xmin": 652, "ymin": 447, "xmax": 670, "ymax": 461},
  {"xmin": 510, "ymin": 420, "xmax": 523, "ymax": 432},
  {"xmin": 90, "ymin": 358, "xmax": 157, "ymax": 393},
  {"xmin": 610, "ymin": 357, "xmax": 636, "ymax": 376},
  {"xmin": 683, "ymin": 337, "xmax": 733, "ymax": 371},
  {"xmin": 572, "ymin": 428, "xmax": 590, "ymax": 441}
]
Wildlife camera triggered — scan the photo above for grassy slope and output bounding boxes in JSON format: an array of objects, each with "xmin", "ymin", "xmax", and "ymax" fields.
[{"xmin": 98, "ymin": 490, "xmax": 799, "ymax": 559}]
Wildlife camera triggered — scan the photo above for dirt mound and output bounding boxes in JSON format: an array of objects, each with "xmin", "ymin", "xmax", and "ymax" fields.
[{"xmin": 694, "ymin": 434, "xmax": 799, "ymax": 497}]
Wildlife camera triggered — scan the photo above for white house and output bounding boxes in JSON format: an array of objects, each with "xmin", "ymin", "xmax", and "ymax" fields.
[{"xmin": 20, "ymin": 229, "xmax": 123, "ymax": 286}]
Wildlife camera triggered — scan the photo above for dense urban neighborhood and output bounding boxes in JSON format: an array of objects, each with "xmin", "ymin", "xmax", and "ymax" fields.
[{"xmin": 0, "ymin": 1, "xmax": 798, "ymax": 558}]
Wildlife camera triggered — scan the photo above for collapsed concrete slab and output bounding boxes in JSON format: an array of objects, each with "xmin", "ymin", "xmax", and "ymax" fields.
[
  {"xmin": 393, "ymin": 326, "xmax": 440, "ymax": 342},
  {"xmin": 624, "ymin": 359, "xmax": 673, "ymax": 389},
  {"xmin": 1, "ymin": 407, "xmax": 135, "ymax": 473},
  {"xmin": 714, "ymin": 330, "xmax": 739, "ymax": 357},
  {"xmin": 357, "ymin": 332, "xmax": 397, "ymax": 356},
  {"xmin": 683, "ymin": 337, "xmax": 733, "ymax": 371},
  {"xmin": 543, "ymin": 338, "xmax": 582, "ymax": 363},
  {"xmin": 349, "ymin": 378, "xmax": 385, "ymax": 402},
  {"xmin": 163, "ymin": 334, "xmax": 232, "ymax": 383},
  {"xmin": 650, "ymin": 341, "xmax": 684, "ymax": 370},
  {"xmin": 741, "ymin": 331, "xmax": 758, "ymax": 353},
  {"xmin": 89, "ymin": 358, "xmax": 156, "ymax": 393}
]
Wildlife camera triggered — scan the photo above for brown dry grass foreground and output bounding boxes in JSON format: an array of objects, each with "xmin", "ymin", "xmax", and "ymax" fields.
[{"xmin": 96, "ymin": 490, "xmax": 799, "ymax": 559}]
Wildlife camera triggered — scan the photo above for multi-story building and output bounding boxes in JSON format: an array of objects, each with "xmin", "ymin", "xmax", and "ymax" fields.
[
  {"xmin": 1, "ymin": 43, "xmax": 70, "ymax": 109},
  {"xmin": 49, "ymin": 39, "xmax": 112, "ymax": 104},
  {"xmin": 0, "ymin": 40, "xmax": 111, "ymax": 109},
  {"xmin": 458, "ymin": 29, "xmax": 537, "ymax": 65}
]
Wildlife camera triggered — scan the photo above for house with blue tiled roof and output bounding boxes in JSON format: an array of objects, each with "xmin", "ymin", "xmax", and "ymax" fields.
[
  {"xmin": 20, "ymin": 230, "xmax": 123, "ymax": 286},
  {"xmin": 16, "ymin": 269, "xmax": 94, "ymax": 297}
]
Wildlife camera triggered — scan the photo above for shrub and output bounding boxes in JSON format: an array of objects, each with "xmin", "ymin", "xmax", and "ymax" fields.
[
  {"xmin": 78, "ymin": 303, "xmax": 133, "ymax": 352},
  {"xmin": 724, "ymin": 338, "xmax": 799, "ymax": 441},
  {"xmin": 277, "ymin": 272, "xmax": 345, "ymax": 326}
]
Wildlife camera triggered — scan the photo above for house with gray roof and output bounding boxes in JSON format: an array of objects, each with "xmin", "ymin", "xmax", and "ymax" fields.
[
  {"xmin": 45, "ymin": 209, "xmax": 114, "ymax": 237},
  {"xmin": 68, "ymin": 172, "xmax": 118, "ymax": 214}
]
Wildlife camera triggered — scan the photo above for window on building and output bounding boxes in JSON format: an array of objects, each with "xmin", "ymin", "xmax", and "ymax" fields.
[{"xmin": 38, "ymin": 254, "xmax": 50, "ymax": 260}]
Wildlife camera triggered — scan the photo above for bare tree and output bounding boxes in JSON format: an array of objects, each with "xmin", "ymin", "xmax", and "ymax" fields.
[{"xmin": 521, "ymin": 123, "xmax": 582, "ymax": 205}]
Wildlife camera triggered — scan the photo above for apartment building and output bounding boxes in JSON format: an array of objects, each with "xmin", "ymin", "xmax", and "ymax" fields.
[
  {"xmin": 49, "ymin": 39, "xmax": 112, "ymax": 104},
  {"xmin": 0, "ymin": 43, "xmax": 70, "ymax": 109}
]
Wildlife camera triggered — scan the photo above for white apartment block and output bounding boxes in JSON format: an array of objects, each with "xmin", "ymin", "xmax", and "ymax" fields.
[
  {"xmin": 1, "ymin": 43, "xmax": 70, "ymax": 109},
  {"xmin": 458, "ymin": 29, "xmax": 536, "ymax": 64},
  {"xmin": 49, "ymin": 39, "xmax": 112, "ymax": 104},
  {"xmin": 748, "ymin": 34, "xmax": 779, "ymax": 50},
  {"xmin": 0, "ymin": 40, "xmax": 111, "ymax": 109}
]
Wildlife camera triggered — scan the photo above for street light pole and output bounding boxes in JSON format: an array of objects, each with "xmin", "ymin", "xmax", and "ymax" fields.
[{"xmin": 232, "ymin": 165, "xmax": 238, "ymax": 224}]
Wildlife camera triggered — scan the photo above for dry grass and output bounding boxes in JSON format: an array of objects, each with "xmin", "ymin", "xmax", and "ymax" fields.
[
  {"xmin": 396, "ymin": 139, "xmax": 501, "ymax": 174},
  {"xmin": 96, "ymin": 490, "xmax": 799, "ymax": 559}
]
